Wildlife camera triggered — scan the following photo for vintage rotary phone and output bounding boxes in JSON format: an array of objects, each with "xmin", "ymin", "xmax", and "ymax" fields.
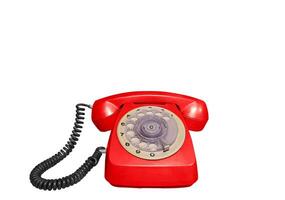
[{"xmin": 30, "ymin": 91, "xmax": 208, "ymax": 190}]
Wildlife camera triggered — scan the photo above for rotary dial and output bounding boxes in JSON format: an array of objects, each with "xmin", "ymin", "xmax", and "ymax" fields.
[{"xmin": 117, "ymin": 106, "xmax": 185, "ymax": 160}]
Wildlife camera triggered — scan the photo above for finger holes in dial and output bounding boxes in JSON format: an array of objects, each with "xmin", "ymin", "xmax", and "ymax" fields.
[
  {"xmin": 127, "ymin": 124, "xmax": 134, "ymax": 129},
  {"xmin": 148, "ymin": 144, "xmax": 157, "ymax": 151},
  {"xmin": 131, "ymin": 117, "xmax": 138, "ymax": 122},
  {"xmin": 131, "ymin": 137, "xmax": 140, "ymax": 145},
  {"xmin": 137, "ymin": 113, "xmax": 145, "ymax": 117},
  {"xmin": 138, "ymin": 142, "xmax": 147, "ymax": 149},
  {"xmin": 163, "ymin": 117, "xmax": 170, "ymax": 121},
  {"xmin": 155, "ymin": 113, "xmax": 163, "ymax": 117},
  {"xmin": 126, "ymin": 131, "xmax": 135, "ymax": 137}
]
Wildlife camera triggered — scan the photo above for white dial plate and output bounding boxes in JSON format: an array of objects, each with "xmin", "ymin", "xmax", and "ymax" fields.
[{"xmin": 117, "ymin": 106, "xmax": 185, "ymax": 160}]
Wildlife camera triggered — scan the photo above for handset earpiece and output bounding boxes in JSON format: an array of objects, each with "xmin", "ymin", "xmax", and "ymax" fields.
[
  {"xmin": 177, "ymin": 100, "xmax": 208, "ymax": 131},
  {"xmin": 92, "ymin": 99, "xmax": 122, "ymax": 131}
]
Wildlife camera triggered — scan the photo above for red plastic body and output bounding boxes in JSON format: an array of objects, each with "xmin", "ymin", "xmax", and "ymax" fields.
[{"xmin": 91, "ymin": 91, "xmax": 208, "ymax": 187}]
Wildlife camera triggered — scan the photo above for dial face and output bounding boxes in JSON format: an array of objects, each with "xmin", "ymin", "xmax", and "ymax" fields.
[{"xmin": 117, "ymin": 106, "xmax": 185, "ymax": 160}]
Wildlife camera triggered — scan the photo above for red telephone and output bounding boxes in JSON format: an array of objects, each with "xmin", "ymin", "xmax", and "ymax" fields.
[{"xmin": 30, "ymin": 91, "xmax": 208, "ymax": 190}]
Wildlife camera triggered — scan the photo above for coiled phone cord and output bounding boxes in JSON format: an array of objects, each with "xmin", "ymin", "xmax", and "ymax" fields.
[{"xmin": 29, "ymin": 103, "xmax": 105, "ymax": 190}]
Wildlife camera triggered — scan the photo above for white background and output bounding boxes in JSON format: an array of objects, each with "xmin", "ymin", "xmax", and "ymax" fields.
[{"xmin": 0, "ymin": 0, "xmax": 284, "ymax": 199}]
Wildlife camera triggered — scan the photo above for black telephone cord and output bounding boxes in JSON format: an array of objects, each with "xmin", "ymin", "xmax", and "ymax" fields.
[{"xmin": 29, "ymin": 103, "xmax": 105, "ymax": 190}]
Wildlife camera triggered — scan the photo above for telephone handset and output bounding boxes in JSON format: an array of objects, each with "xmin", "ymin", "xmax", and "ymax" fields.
[{"xmin": 30, "ymin": 91, "xmax": 208, "ymax": 190}]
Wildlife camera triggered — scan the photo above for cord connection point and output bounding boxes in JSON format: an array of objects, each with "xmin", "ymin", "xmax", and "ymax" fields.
[
  {"xmin": 99, "ymin": 148, "xmax": 106, "ymax": 154},
  {"xmin": 90, "ymin": 147, "xmax": 106, "ymax": 160}
]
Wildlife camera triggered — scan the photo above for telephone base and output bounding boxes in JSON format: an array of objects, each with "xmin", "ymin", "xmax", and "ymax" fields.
[{"xmin": 104, "ymin": 103, "xmax": 200, "ymax": 188}]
